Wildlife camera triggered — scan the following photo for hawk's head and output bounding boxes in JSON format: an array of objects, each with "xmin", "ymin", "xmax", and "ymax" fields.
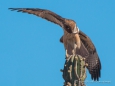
[{"xmin": 65, "ymin": 20, "xmax": 79, "ymax": 34}]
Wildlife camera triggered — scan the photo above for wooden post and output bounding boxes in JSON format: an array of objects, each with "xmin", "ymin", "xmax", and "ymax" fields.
[{"xmin": 61, "ymin": 55, "xmax": 87, "ymax": 86}]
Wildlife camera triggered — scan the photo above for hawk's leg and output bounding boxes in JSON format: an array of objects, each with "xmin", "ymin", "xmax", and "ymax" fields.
[
  {"xmin": 66, "ymin": 49, "xmax": 69, "ymax": 57},
  {"xmin": 72, "ymin": 43, "xmax": 77, "ymax": 57},
  {"xmin": 66, "ymin": 49, "xmax": 71, "ymax": 61}
]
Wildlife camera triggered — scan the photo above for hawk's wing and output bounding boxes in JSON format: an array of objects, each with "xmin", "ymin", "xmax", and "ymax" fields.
[
  {"xmin": 9, "ymin": 8, "xmax": 72, "ymax": 33},
  {"xmin": 60, "ymin": 31, "xmax": 101, "ymax": 81},
  {"xmin": 79, "ymin": 30, "xmax": 101, "ymax": 81}
]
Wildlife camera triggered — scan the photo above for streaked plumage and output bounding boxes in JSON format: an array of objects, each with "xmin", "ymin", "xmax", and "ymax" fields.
[{"xmin": 9, "ymin": 8, "xmax": 101, "ymax": 81}]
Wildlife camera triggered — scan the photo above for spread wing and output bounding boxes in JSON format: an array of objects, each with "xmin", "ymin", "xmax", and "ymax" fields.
[
  {"xmin": 9, "ymin": 8, "xmax": 72, "ymax": 33},
  {"xmin": 60, "ymin": 31, "xmax": 101, "ymax": 81},
  {"xmin": 79, "ymin": 30, "xmax": 101, "ymax": 81}
]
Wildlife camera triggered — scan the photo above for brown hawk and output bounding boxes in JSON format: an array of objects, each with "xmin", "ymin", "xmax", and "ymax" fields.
[{"xmin": 9, "ymin": 8, "xmax": 101, "ymax": 81}]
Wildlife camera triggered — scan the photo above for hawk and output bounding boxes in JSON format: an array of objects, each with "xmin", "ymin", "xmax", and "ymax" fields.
[{"xmin": 9, "ymin": 8, "xmax": 101, "ymax": 81}]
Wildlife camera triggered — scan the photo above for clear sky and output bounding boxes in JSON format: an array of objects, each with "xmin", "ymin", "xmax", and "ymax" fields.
[{"xmin": 0, "ymin": 0, "xmax": 115, "ymax": 86}]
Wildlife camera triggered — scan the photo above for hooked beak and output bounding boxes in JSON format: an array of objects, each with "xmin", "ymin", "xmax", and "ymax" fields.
[{"xmin": 72, "ymin": 26, "xmax": 79, "ymax": 34}]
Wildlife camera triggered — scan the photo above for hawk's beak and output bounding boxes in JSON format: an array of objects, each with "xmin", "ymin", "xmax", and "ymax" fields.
[{"xmin": 72, "ymin": 26, "xmax": 79, "ymax": 34}]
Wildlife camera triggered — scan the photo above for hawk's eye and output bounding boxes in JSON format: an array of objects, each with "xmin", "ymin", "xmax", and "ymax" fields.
[
  {"xmin": 66, "ymin": 28, "xmax": 72, "ymax": 33},
  {"xmin": 65, "ymin": 25, "xmax": 69, "ymax": 28}
]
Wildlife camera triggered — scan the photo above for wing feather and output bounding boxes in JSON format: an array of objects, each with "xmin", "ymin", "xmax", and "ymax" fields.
[
  {"xmin": 9, "ymin": 8, "xmax": 72, "ymax": 33},
  {"xmin": 79, "ymin": 30, "xmax": 101, "ymax": 81}
]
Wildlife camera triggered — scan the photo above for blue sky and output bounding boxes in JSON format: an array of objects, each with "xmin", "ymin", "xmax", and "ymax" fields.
[{"xmin": 0, "ymin": 0, "xmax": 115, "ymax": 86}]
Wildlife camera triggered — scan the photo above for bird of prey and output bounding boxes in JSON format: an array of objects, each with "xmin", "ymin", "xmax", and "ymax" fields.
[{"xmin": 9, "ymin": 8, "xmax": 101, "ymax": 81}]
